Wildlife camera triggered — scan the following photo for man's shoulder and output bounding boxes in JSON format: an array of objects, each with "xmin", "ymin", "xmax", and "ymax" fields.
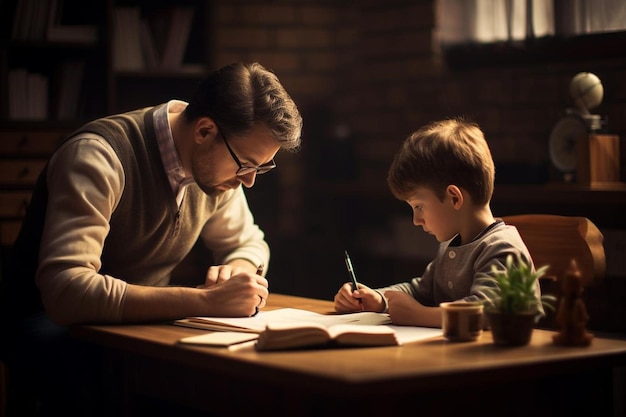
[{"xmin": 53, "ymin": 132, "xmax": 116, "ymax": 161}]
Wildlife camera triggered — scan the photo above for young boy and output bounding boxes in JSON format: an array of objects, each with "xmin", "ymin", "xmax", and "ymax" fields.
[{"xmin": 333, "ymin": 117, "xmax": 539, "ymax": 327}]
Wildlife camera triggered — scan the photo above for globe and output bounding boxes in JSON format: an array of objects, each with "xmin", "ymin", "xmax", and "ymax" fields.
[{"xmin": 569, "ymin": 72, "xmax": 603, "ymax": 112}]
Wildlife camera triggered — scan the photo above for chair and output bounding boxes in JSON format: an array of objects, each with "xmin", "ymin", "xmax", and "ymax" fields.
[
  {"xmin": 501, "ymin": 214, "xmax": 606, "ymax": 328},
  {"xmin": 502, "ymin": 214, "xmax": 605, "ymax": 285}
]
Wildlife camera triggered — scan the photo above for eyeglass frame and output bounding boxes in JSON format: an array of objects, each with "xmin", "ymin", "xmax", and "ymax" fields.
[{"xmin": 217, "ymin": 124, "xmax": 277, "ymax": 177}]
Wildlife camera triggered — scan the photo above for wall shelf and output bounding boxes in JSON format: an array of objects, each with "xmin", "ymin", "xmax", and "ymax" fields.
[{"xmin": 494, "ymin": 183, "xmax": 626, "ymax": 205}]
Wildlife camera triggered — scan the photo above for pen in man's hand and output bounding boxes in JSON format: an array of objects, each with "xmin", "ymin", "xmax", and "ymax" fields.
[
  {"xmin": 344, "ymin": 250, "xmax": 362, "ymax": 304},
  {"xmin": 252, "ymin": 263, "xmax": 264, "ymax": 317}
]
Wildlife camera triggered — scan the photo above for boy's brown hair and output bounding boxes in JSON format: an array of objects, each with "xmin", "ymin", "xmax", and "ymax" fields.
[{"xmin": 387, "ymin": 117, "xmax": 495, "ymax": 205}]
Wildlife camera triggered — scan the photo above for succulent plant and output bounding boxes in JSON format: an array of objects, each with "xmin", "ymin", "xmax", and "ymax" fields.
[{"xmin": 475, "ymin": 254, "xmax": 557, "ymax": 322}]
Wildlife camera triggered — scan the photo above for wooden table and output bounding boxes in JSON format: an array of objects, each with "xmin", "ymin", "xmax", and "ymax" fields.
[{"xmin": 72, "ymin": 294, "xmax": 626, "ymax": 417}]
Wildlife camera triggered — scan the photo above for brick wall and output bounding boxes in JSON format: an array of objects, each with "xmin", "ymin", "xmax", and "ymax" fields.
[
  {"xmin": 212, "ymin": 0, "xmax": 626, "ymax": 187},
  {"xmin": 212, "ymin": 1, "xmax": 339, "ymax": 99}
]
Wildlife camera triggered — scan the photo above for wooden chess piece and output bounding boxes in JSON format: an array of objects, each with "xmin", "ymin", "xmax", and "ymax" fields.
[{"xmin": 553, "ymin": 259, "xmax": 593, "ymax": 346}]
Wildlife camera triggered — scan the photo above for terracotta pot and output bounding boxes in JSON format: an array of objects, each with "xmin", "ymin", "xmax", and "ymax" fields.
[{"xmin": 486, "ymin": 311, "xmax": 536, "ymax": 346}]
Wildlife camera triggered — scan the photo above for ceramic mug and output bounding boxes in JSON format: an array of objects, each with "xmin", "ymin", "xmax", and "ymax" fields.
[{"xmin": 440, "ymin": 301, "xmax": 484, "ymax": 342}]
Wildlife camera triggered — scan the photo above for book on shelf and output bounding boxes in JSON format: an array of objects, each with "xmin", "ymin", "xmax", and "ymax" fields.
[
  {"xmin": 112, "ymin": 6, "xmax": 144, "ymax": 71},
  {"xmin": 144, "ymin": 8, "xmax": 170, "ymax": 63},
  {"xmin": 26, "ymin": 72, "xmax": 48, "ymax": 120},
  {"xmin": 112, "ymin": 5, "xmax": 195, "ymax": 73},
  {"xmin": 45, "ymin": 0, "xmax": 98, "ymax": 43},
  {"xmin": 160, "ymin": 6, "xmax": 195, "ymax": 70},
  {"xmin": 12, "ymin": 0, "xmax": 98, "ymax": 42},
  {"xmin": 8, "ymin": 69, "xmax": 28, "ymax": 119},
  {"xmin": 173, "ymin": 308, "xmax": 442, "ymax": 351},
  {"xmin": 54, "ymin": 60, "xmax": 85, "ymax": 120},
  {"xmin": 139, "ymin": 20, "xmax": 160, "ymax": 69},
  {"xmin": 12, "ymin": 0, "xmax": 96, "ymax": 42},
  {"xmin": 8, "ymin": 69, "xmax": 48, "ymax": 120},
  {"xmin": 12, "ymin": 0, "xmax": 49, "ymax": 41}
]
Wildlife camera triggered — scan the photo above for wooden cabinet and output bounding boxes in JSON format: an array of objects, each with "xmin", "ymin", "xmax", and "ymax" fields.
[{"xmin": 0, "ymin": 0, "xmax": 212, "ymax": 248}]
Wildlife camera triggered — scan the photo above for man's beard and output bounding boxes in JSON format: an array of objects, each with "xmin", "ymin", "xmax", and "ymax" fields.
[
  {"xmin": 195, "ymin": 180, "xmax": 222, "ymax": 197},
  {"xmin": 191, "ymin": 153, "xmax": 240, "ymax": 196},
  {"xmin": 190, "ymin": 152, "xmax": 220, "ymax": 196}
]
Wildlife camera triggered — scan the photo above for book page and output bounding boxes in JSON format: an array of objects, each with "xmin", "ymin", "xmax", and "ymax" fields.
[
  {"xmin": 256, "ymin": 322, "xmax": 332, "ymax": 350},
  {"xmin": 329, "ymin": 324, "xmax": 398, "ymax": 346},
  {"xmin": 328, "ymin": 324, "xmax": 442, "ymax": 346},
  {"xmin": 327, "ymin": 324, "xmax": 396, "ymax": 338}
]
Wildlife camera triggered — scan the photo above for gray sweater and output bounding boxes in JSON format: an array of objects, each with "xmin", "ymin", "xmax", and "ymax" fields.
[{"xmin": 377, "ymin": 220, "xmax": 540, "ymax": 308}]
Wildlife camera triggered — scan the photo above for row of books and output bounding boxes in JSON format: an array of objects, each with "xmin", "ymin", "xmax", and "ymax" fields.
[
  {"xmin": 11, "ymin": 0, "xmax": 97, "ymax": 43},
  {"xmin": 8, "ymin": 69, "xmax": 48, "ymax": 120},
  {"xmin": 6, "ymin": 62, "xmax": 84, "ymax": 121},
  {"xmin": 113, "ymin": 6, "xmax": 195, "ymax": 72}
]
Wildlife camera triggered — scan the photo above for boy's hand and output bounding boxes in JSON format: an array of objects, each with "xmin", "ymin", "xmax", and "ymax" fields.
[
  {"xmin": 385, "ymin": 291, "xmax": 442, "ymax": 327},
  {"xmin": 334, "ymin": 282, "xmax": 384, "ymax": 313},
  {"xmin": 384, "ymin": 291, "xmax": 422, "ymax": 325}
]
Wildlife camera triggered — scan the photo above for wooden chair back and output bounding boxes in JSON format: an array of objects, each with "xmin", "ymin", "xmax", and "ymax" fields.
[{"xmin": 501, "ymin": 214, "xmax": 605, "ymax": 287}]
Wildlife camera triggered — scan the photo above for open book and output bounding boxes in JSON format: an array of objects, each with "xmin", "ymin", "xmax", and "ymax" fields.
[
  {"xmin": 173, "ymin": 308, "xmax": 392, "ymax": 333},
  {"xmin": 255, "ymin": 322, "xmax": 398, "ymax": 350},
  {"xmin": 173, "ymin": 308, "xmax": 442, "ymax": 350}
]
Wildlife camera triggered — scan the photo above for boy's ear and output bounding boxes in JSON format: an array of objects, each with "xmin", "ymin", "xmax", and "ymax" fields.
[{"xmin": 446, "ymin": 185, "xmax": 464, "ymax": 209}]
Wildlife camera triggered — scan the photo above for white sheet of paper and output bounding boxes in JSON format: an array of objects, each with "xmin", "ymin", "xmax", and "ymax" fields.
[
  {"xmin": 178, "ymin": 332, "xmax": 259, "ymax": 347},
  {"xmin": 387, "ymin": 325, "xmax": 442, "ymax": 345}
]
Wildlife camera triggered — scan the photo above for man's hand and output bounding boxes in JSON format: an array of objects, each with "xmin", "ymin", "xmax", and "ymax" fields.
[
  {"xmin": 201, "ymin": 259, "xmax": 261, "ymax": 287},
  {"xmin": 201, "ymin": 273, "xmax": 269, "ymax": 317}
]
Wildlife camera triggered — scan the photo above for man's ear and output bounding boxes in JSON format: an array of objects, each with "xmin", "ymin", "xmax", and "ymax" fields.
[
  {"xmin": 446, "ymin": 185, "xmax": 464, "ymax": 209},
  {"xmin": 195, "ymin": 117, "xmax": 217, "ymax": 144}
]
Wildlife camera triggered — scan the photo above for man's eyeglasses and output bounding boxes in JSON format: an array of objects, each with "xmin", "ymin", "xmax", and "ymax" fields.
[{"xmin": 219, "ymin": 128, "xmax": 277, "ymax": 177}]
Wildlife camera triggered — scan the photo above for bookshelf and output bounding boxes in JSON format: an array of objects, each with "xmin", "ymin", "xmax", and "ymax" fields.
[
  {"xmin": 0, "ymin": 0, "xmax": 212, "ymax": 247},
  {"xmin": 1, "ymin": 0, "xmax": 107, "ymax": 122},
  {"xmin": 1, "ymin": 0, "xmax": 212, "ymax": 122},
  {"xmin": 109, "ymin": 0, "xmax": 212, "ymax": 112}
]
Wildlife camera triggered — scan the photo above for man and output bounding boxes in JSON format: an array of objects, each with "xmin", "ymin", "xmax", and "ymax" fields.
[{"xmin": 1, "ymin": 62, "xmax": 302, "ymax": 415}]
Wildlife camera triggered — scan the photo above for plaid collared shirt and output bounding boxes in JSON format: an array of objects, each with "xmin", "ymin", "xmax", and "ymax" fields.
[{"xmin": 154, "ymin": 100, "xmax": 195, "ymax": 207}]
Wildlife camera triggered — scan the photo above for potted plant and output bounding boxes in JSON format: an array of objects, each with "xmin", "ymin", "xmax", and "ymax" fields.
[{"xmin": 475, "ymin": 255, "xmax": 557, "ymax": 346}]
